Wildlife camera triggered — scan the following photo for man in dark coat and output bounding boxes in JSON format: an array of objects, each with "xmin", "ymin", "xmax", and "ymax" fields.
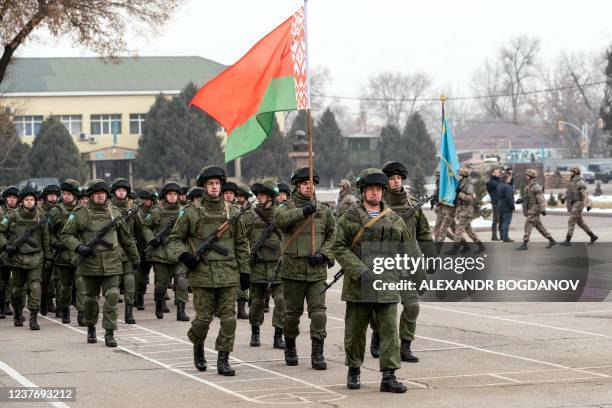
[{"xmin": 496, "ymin": 173, "xmax": 515, "ymax": 242}]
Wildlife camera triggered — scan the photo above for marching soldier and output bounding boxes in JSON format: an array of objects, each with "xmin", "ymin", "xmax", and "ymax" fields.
[
  {"xmin": 274, "ymin": 167, "xmax": 335, "ymax": 370},
  {"xmin": 516, "ymin": 169, "xmax": 556, "ymax": 250},
  {"xmin": 40, "ymin": 184, "xmax": 61, "ymax": 316},
  {"xmin": 236, "ymin": 186, "xmax": 252, "ymax": 208},
  {"xmin": 335, "ymin": 179, "xmax": 357, "ymax": 217},
  {"xmin": 276, "ymin": 182, "xmax": 291, "ymax": 204},
  {"xmin": 331, "ymin": 168, "xmax": 412, "ymax": 393},
  {"xmin": 48, "ymin": 179, "xmax": 85, "ymax": 325},
  {"xmin": 560, "ymin": 165, "xmax": 598, "ymax": 246},
  {"xmin": 134, "ymin": 185, "xmax": 158, "ymax": 310},
  {"xmin": 78, "ymin": 187, "xmax": 89, "ymax": 207},
  {"xmin": 243, "ymin": 180, "xmax": 285, "ymax": 349},
  {"xmin": 432, "ymin": 168, "xmax": 456, "ymax": 241},
  {"xmin": 187, "ymin": 186, "xmax": 204, "ymax": 206},
  {"xmin": 447, "ymin": 168, "xmax": 486, "ymax": 254},
  {"xmin": 0, "ymin": 187, "xmax": 50, "ymax": 330},
  {"xmin": 222, "ymin": 182, "xmax": 239, "ymax": 203},
  {"xmin": 0, "ymin": 186, "xmax": 19, "ymax": 318},
  {"xmin": 168, "ymin": 166, "xmax": 251, "ymax": 376},
  {"xmin": 179, "ymin": 186, "xmax": 189, "ymax": 206},
  {"xmin": 142, "ymin": 181, "xmax": 189, "ymax": 321},
  {"xmin": 60, "ymin": 180, "xmax": 140, "ymax": 347},
  {"xmin": 110, "ymin": 178, "xmax": 140, "ymax": 324}
]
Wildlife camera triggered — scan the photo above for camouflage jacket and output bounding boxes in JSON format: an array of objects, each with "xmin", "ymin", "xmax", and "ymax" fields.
[{"xmin": 0, "ymin": 205, "xmax": 50, "ymax": 269}]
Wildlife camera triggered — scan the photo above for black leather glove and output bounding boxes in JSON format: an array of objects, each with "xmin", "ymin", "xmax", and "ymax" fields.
[
  {"xmin": 587, "ymin": 206, "xmax": 592, "ymax": 212},
  {"xmin": 302, "ymin": 202, "xmax": 316, "ymax": 217},
  {"xmin": 44, "ymin": 257, "xmax": 54, "ymax": 270},
  {"xmin": 178, "ymin": 252, "xmax": 199, "ymax": 271},
  {"xmin": 76, "ymin": 244, "xmax": 94, "ymax": 257},
  {"xmin": 51, "ymin": 241, "xmax": 66, "ymax": 251},
  {"xmin": 515, "ymin": 198, "xmax": 523, "ymax": 204},
  {"xmin": 541, "ymin": 210, "xmax": 546, "ymax": 216},
  {"xmin": 308, "ymin": 252, "xmax": 327, "ymax": 266},
  {"xmin": 560, "ymin": 198, "xmax": 565, "ymax": 205},
  {"xmin": 3, "ymin": 243, "xmax": 17, "ymax": 255},
  {"xmin": 148, "ymin": 237, "xmax": 162, "ymax": 248},
  {"xmin": 240, "ymin": 273, "xmax": 250, "ymax": 291}
]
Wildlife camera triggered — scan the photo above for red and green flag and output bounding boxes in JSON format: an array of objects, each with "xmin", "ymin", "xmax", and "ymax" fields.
[{"xmin": 190, "ymin": 7, "xmax": 308, "ymax": 162}]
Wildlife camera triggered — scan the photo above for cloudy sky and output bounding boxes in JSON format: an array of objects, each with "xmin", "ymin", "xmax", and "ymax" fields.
[{"xmin": 17, "ymin": 0, "xmax": 612, "ymax": 111}]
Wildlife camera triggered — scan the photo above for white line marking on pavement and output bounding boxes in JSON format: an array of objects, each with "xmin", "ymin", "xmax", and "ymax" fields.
[
  {"xmin": 499, "ymin": 309, "xmax": 612, "ymax": 317},
  {"xmin": 0, "ymin": 360, "xmax": 71, "ymax": 408},
  {"xmin": 488, "ymin": 373, "xmax": 521, "ymax": 383}
]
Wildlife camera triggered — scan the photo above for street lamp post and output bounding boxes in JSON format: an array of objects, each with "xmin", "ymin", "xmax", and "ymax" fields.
[{"xmin": 558, "ymin": 119, "xmax": 604, "ymax": 158}]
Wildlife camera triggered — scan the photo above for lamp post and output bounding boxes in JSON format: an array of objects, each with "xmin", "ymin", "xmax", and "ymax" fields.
[{"xmin": 558, "ymin": 119, "xmax": 604, "ymax": 158}]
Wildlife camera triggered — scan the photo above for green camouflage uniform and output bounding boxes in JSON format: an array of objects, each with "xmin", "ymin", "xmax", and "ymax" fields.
[{"xmin": 110, "ymin": 197, "xmax": 140, "ymax": 306}]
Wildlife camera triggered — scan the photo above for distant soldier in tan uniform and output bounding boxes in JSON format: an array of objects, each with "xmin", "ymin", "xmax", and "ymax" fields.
[
  {"xmin": 516, "ymin": 169, "xmax": 556, "ymax": 250},
  {"xmin": 447, "ymin": 168, "xmax": 485, "ymax": 254},
  {"xmin": 560, "ymin": 165, "xmax": 598, "ymax": 246},
  {"xmin": 335, "ymin": 179, "xmax": 357, "ymax": 217}
]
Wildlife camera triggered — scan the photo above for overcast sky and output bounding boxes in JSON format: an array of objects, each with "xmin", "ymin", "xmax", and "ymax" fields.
[{"xmin": 17, "ymin": 0, "xmax": 612, "ymax": 112}]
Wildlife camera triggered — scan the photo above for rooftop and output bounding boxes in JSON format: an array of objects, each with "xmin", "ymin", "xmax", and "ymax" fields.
[{"xmin": 454, "ymin": 121, "xmax": 563, "ymax": 151}]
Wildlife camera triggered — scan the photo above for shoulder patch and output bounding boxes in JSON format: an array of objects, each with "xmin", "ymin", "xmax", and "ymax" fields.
[
  {"xmin": 178, "ymin": 208, "xmax": 185, "ymax": 218},
  {"xmin": 68, "ymin": 213, "xmax": 76, "ymax": 221},
  {"xmin": 1, "ymin": 217, "xmax": 9, "ymax": 225}
]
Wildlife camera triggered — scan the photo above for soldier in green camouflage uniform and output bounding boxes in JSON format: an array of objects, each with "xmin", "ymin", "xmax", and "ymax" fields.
[
  {"xmin": 48, "ymin": 179, "xmax": 85, "ymax": 325},
  {"xmin": 133, "ymin": 185, "xmax": 158, "ymax": 310},
  {"xmin": 274, "ymin": 167, "xmax": 336, "ymax": 370},
  {"xmin": 368, "ymin": 162, "xmax": 431, "ymax": 362},
  {"xmin": 516, "ymin": 169, "xmax": 556, "ymax": 250},
  {"xmin": 447, "ymin": 168, "xmax": 486, "ymax": 254},
  {"xmin": 243, "ymin": 180, "xmax": 285, "ymax": 349},
  {"xmin": 187, "ymin": 186, "xmax": 204, "ymax": 206},
  {"xmin": 110, "ymin": 178, "xmax": 141, "ymax": 324},
  {"xmin": 276, "ymin": 182, "xmax": 291, "ymax": 204},
  {"xmin": 560, "ymin": 165, "xmax": 598, "ymax": 246},
  {"xmin": 60, "ymin": 180, "xmax": 140, "ymax": 347},
  {"xmin": 0, "ymin": 187, "xmax": 50, "ymax": 330},
  {"xmin": 142, "ymin": 182, "xmax": 189, "ymax": 321},
  {"xmin": 0, "ymin": 186, "xmax": 19, "ymax": 319},
  {"xmin": 332, "ymin": 168, "xmax": 412, "ymax": 393},
  {"xmin": 168, "ymin": 166, "xmax": 251, "ymax": 376},
  {"xmin": 40, "ymin": 184, "xmax": 61, "ymax": 317}
]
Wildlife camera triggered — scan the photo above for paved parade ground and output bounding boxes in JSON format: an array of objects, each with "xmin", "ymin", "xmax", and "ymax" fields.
[{"xmin": 1, "ymin": 211, "xmax": 611, "ymax": 408}]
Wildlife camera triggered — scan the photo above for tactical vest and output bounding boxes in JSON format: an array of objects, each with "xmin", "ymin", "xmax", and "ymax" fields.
[
  {"xmin": 457, "ymin": 182, "xmax": 474, "ymax": 207},
  {"xmin": 346, "ymin": 206, "xmax": 404, "ymax": 260},
  {"xmin": 155, "ymin": 205, "xmax": 179, "ymax": 237},
  {"xmin": 12, "ymin": 209, "xmax": 43, "ymax": 254},
  {"xmin": 566, "ymin": 177, "xmax": 584, "ymax": 202},
  {"xmin": 524, "ymin": 181, "xmax": 540, "ymax": 210},
  {"xmin": 250, "ymin": 208, "xmax": 281, "ymax": 262},
  {"xmin": 81, "ymin": 207, "xmax": 119, "ymax": 252},
  {"xmin": 191, "ymin": 203, "xmax": 235, "ymax": 262},
  {"xmin": 282, "ymin": 202, "xmax": 326, "ymax": 258}
]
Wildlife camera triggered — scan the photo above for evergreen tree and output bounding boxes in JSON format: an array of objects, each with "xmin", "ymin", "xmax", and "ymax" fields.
[
  {"xmin": 314, "ymin": 108, "xmax": 349, "ymax": 186},
  {"xmin": 379, "ymin": 124, "xmax": 403, "ymax": 168},
  {"xmin": 403, "ymin": 112, "xmax": 436, "ymax": 176},
  {"xmin": 241, "ymin": 119, "xmax": 292, "ymax": 182},
  {"xmin": 411, "ymin": 166, "xmax": 426, "ymax": 198},
  {"xmin": 287, "ymin": 110, "xmax": 308, "ymax": 138},
  {"xmin": 28, "ymin": 117, "xmax": 82, "ymax": 181},
  {"xmin": 0, "ymin": 110, "xmax": 30, "ymax": 184}
]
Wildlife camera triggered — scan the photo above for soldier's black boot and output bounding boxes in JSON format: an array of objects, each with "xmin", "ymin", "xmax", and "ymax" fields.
[
  {"xmin": 125, "ymin": 304, "xmax": 136, "ymax": 324},
  {"xmin": 40, "ymin": 293, "xmax": 48, "ymax": 316},
  {"xmin": 236, "ymin": 299, "xmax": 248, "ymax": 319},
  {"xmin": 216, "ymin": 351, "xmax": 235, "ymax": 376},
  {"xmin": 475, "ymin": 242, "xmax": 486, "ymax": 253},
  {"xmin": 77, "ymin": 310, "xmax": 85, "ymax": 327},
  {"xmin": 370, "ymin": 330, "xmax": 380, "ymax": 358},
  {"xmin": 250, "ymin": 325, "xmax": 261, "ymax": 347},
  {"xmin": 87, "ymin": 326, "xmax": 97, "ymax": 343},
  {"xmin": 155, "ymin": 298, "xmax": 164, "ymax": 319},
  {"xmin": 588, "ymin": 232, "xmax": 599, "ymax": 245},
  {"xmin": 380, "ymin": 370, "xmax": 407, "ymax": 393},
  {"xmin": 273, "ymin": 327, "xmax": 285, "ymax": 349},
  {"xmin": 104, "ymin": 329, "xmax": 117, "ymax": 347},
  {"xmin": 193, "ymin": 344, "xmax": 207, "ymax": 371},
  {"xmin": 546, "ymin": 237, "xmax": 557, "ymax": 249},
  {"xmin": 560, "ymin": 234, "xmax": 572, "ymax": 246},
  {"xmin": 13, "ymin": 307, "xmax": 23, "ymax": 327},
  {"xmin": 460, "ymin": 242, "xmax": 472, "ymax": 253},
  {"xmin": 284, "ymin": 337, "xmax": 299, "ymax": 366},
  {"xmin": 176, "ymin": 302, "xmax": 190, "ymax": 321},
  {"xmin": 435, "ymin": 241, "xmax": 443, "ymax": 255},
  {"xmin": 61, "ymin": 306, "xmax": 70, "ymax": 324},
  {"xmin": 311, "ymin": 338, "xmax": 327, "ymax": 370},
  {"xmin": 445, "ymin": 243, "xmax": 461, "ymax": 255},
  {"xmin": 400, "ymin": 340, "xmax": 419, "ymax": 362},
  {"xmin": 516, "ymin": 241, "xmax": 528, "ymax": 251},
  {"xmin": 347, "ymin": 367, "xmax": 361, "ymax": 390},
  {"xmin": 135, "ymin": 294, "xmax": 145, "ymax": 310},
  {"xmin": 29, "ymin": 310, "xmax": 40, "ymax": 330}
]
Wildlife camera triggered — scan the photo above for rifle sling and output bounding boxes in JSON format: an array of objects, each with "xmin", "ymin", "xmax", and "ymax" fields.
[{"xmin": 350, "ymin": 207, "xmax": 392, "ymax": 249}]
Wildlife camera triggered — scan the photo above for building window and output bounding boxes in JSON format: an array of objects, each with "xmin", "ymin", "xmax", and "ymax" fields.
[
  {"xmin": 14, "ymin": 115, "xmax": 44, "ymax": 137},
  {"xmin": 51, "ymin": 115, "xmax": 82, "ymax": 135},
  {"xmin": 129, "ymin": 113, "xmax": 146, "ymax": 135},
  {"xmin": 91, "ymin": 114, "xmax": 121, "ymax": 135}
]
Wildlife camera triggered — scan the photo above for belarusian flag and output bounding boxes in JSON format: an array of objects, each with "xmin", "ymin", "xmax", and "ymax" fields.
[{"xmin": 190, "ymin": 7, "xmax": 308, "ymax": 162}]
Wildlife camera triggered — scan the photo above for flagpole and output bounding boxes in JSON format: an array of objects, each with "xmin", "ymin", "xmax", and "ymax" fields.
[{"xmin": 304, "ymin": 0, "xmax": 315, "ymax": 256}]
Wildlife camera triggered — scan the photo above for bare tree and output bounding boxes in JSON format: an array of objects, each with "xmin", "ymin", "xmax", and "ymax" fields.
[
  {"xmin": 0, "ymin": 0, "xmax": 181, "ymax": 84},
  {"xmin": 471, "ymin": 58, "xmax": 508, "ymax": 119},
  {"xmin": 362, "ymin": 71, "xmax": 432, "ymax": 128}
]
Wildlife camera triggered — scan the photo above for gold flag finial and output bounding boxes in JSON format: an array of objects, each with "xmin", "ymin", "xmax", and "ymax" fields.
[{"xmin": 440, "ymin": 94, "xmax": 447, "ymax": 103}]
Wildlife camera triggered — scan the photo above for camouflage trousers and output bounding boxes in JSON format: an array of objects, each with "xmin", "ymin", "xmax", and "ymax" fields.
[
  {"xmin": 282, "ymin": 278, "xmax": 327, "ymax": 340},
  {"xmin": 371, "ymin": 290, "xmax": 419, "ymax": 341},
  {"xmin": 434, "ymin": 205, "xmax": 457, "ymax": 242},
  {"xmin": 12, "ymin": 267, "xmax": 42, "ymax": 312},
  {"xmin": 567, "ymin": 202, "xmax": 593, "ymax": 237},
  {"xmin": 345, "ymin": 302, "xmax": 400, "ymax": 371},
  {"xmin": 523, "ymin": 210, "xmax": 552, "ymax": 241},
  {"xmin": 249, "ymin": 282, "xmax": 285, "ymax": 329},
  {"xmin": 153, "ymin": 263, "xmax": 188, "ymax": 304},
  {"xmin": 454, "ymin": 206, "xmax": 481, "ymax": 243},
  {"xmin": 120, "ymin": 261, "xmax": 135, "ymax": 305},
  {"xmin": 188, "ymin": 286, "xmax": 237, "ymax": 352},
  {"xmin": 82, "ymin": 274, "xmax": 120, "ymax": 330},
  {"xmin": 56, "ymin": 265, "xmax": 85, "ymax": 311},
  {"xmin": 0, "ymin": 265, "xmax": 11, "ymax": 305}
]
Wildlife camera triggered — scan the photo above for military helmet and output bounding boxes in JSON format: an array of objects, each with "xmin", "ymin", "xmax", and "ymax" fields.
[
  {"xmin": 356, "ymin": 168, "xmax": 388, "ymax": 191},
  {"xmin": 2, "ymin": 186, "xmax": 19, "ymax": 198},
  {"xmin": 251, "ymin": 180, "xmax": 278, "ymax": 197},
  {"xmin": 86, "ymin": 179, "xmax": 110, "ymax": 196},
  {"xmin": 236, "ymin": 186, "xmax": 252, "ymax": 198},
  {"xmin": 18, "ymin": 186, "xmax": 39, "ymax": 201},
  {"xmin": 525, "ymin": 169, "xmax": 538, "ymax": 178},
  {"xmin": 290, "ymin": 167, "xmax": 320, "ymax": 185},
  {"xmin": 277, "ymin": 182, "xmax": 291, "ymax": 195},
  {"xmin": 458, "ymin": 167, "xmax": 470, "ymax": 177},
  {"xmin": 196, "ymin": 166, "xmax": 226, "ymax": 186},
  {"xmin": 110, "ymin": 178, "xmax": 131, "ymax": 194},
  {"xmin": 180, "ymin": 185, "xmax": 189, "ymax": 196},
  {"xmin": 60, "ymin": 179, "xmax": 81, "ymax": 195},
  {"xmin": 187, "ymin": 186, "xmax": 204, "ymax": 199},
  {"xmin": 569, "ymin": 165, "xmax": 581, "ymax": 174},
  {"xmin": 339, "ymin": 179, "xmax": 351, "ymax": 188},
  {"xmin": 41, "ymin": 184, "xmax": 61, "ymax": 198},
  {"xmin": 160, "ymin": 181, "xmax": 181, "ymax": 198},
  {"xmin": 382, "ymin": 161, "xmax": 408, "ymax": 179},
  {"xmin": 138, "ymin": 185, "xmax": 158, "ymax": 200},
  {"xmin": 221, "ymin": 182, "xmax": 239, "ymax": 193}
]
